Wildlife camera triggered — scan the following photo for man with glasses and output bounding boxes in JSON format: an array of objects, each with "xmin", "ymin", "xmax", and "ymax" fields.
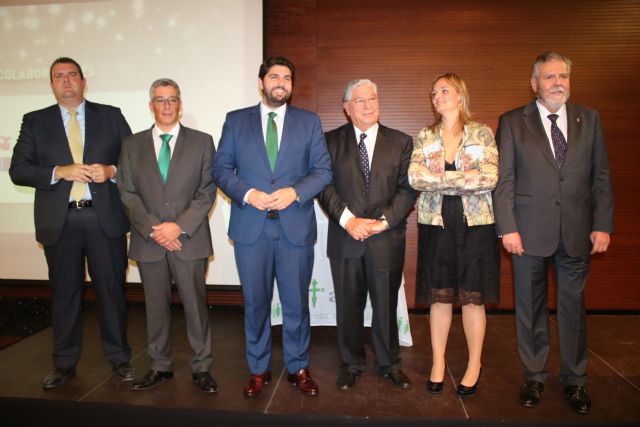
[
  {"xmin": 318, "ymin": 79, "xmax": 416, "ymax": 390},
  {"xmin": 118, "ymin": 78, "xmax": 218, "ymax": 393},
  {"xmin": 10, "ymin": 57, "xmax": 133, "ymax": 389}
]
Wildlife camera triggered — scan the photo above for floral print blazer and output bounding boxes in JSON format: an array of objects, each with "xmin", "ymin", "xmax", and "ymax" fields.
[{"xmin": 408, "ymin": 121, "xmax": 498, "ymax": 227}]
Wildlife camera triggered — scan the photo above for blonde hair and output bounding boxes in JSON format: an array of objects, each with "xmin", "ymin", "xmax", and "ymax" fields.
[{"xmin": 429, "ymin": 72, "xmax": 472, "ymax": 133}]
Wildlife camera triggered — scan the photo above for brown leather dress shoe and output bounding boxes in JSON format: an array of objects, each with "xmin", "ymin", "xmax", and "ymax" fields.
[
  {"xmin": 244, "ymin": 372, "xmax": 272, "ymax": 397},
  {"xmin": 288, "ymin": 368, "xmax": 319, "ymax": 396}
]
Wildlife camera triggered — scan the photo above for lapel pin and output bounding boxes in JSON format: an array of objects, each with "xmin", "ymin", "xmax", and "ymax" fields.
[{"xmin": 577, "ymin": 117, "xmax": 581, "ymax": 123}]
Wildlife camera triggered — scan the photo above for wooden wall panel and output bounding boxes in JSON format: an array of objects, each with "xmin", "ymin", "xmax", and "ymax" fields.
[{"xmin": 266, "ymin": 0, "xmax": 640, "ymax": 309}]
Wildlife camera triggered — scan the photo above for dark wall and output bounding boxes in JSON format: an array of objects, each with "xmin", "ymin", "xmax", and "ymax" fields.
[{"xmin": 265, "ymin": 0, "xmax": 640, "ymax": 309}]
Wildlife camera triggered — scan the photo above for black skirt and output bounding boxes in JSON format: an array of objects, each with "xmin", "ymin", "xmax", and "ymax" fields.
[{"xmin": 415, "ymin": 166, "xmax": 500, "ymax": 305}]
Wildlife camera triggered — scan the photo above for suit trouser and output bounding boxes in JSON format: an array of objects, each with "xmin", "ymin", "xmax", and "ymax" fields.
[
  {"xmin": 43, "ymin": 206, "xmax": 130, "ymax": 369},
  {"xmin": 137, "ymin": 255, "xmax": 212, "ymax": 373},
  {"xmin": 234, "ymin": 218, "xmax": 313, "ymax": 375},
  {"xmin": 330, "ymin": 245, "xmax": 403, "ymax": 375},
  {"xmin": 512, "ymin": 240, "xmax": 590, "ymax": 386}
]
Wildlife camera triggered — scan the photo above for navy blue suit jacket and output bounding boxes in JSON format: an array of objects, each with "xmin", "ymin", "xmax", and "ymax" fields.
[{"xmin": 213, "ymin": 103, "xmax": 332, "ymax": 246}]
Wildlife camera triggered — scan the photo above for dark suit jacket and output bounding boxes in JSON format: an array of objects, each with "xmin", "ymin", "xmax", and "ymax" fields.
[
  {"xmin": 493, "ymin": 100, "xmax": 614, "ymax": 257},
  {"xmin": 117, "ymin": 125, "xmax": 216, "ymax": 263},
  {"xmin": 10, "ymin": 100, "xmax": 131, "ymax": 246},
  {"xmin": 317, "ymin": 123, "xmax": 417, "ymax": 270},
  {"xmin": 213, "ymin": 104, "xmax": 332, "ymax": 246}
]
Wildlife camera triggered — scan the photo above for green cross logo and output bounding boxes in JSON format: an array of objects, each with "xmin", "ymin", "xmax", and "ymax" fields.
[
  {"xmin": 272, "ymin": 302, "xmax": 282, "ymax": 320},
  {"xmin": 396, "ymin": 318, "xmax": 410, "ymax": 335},
  {"xmin": 308, "ymin": 278, "xmax": 325, "ymax": 308}
]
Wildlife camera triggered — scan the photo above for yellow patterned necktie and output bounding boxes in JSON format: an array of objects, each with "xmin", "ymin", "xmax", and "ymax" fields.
[{"xmin": 67, "ymin": 109, "xmax": 87, "ymax": 201}]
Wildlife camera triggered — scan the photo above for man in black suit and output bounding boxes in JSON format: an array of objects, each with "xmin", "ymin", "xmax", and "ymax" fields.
[
  {"xmin": 10, "ymin": 57, "xmax": 133, "ymax": 389},
  {"xmin": 493, "ymin": 52, "xmax": 614, "ymax": 414},
  {"xmin": 318, "ymin": 79, "xmax": 416, "ymax": 390}
]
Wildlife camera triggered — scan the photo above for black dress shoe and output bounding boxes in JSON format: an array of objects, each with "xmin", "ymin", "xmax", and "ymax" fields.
[
  {"xmin": 130, "ymin": 369, "xmax": 173, "ymax": 390},
  {"xmin": 112, "ymin": 362, "xmax": 135, "ymax": 381},
  {"xmin": 42, "ymin": 367, "xmax": 76, "ymax": 389},
  {"xmin": 336, "ymin": 371, "xmax": 357, "ymax": 390},
  {"xmin": 519, "ymin": 381, "xmax": 544, "ymax": 407},
  {"xmin": 457, "ymin": 368, "xmax": 482, "ymax": 396},
  {"xmin": 384, "ymin": 369, "xmax": 411, "ymax": 389},
  {"xmin": 193, "ymin": 372, "xmax": 218, "ymax": 393},
  {"xmin": 427, "ymin": 379, "xmax": 444, "ymax": 394},
  {"xmin": 565, "ymin": 385, "xmax": 591, "ymax": 414}
]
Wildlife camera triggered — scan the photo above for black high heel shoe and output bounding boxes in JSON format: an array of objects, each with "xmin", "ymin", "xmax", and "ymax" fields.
[
  {"xmin": 427, "ymin": 363, "xmax": 446, "ymax": 394},
  {"xmin": 427, "ymin": 379, "xmax": 444, "ymax": 394},
  {"xmin": 457, "ymin": 367, "xmax": 482, "ymax": 396}
]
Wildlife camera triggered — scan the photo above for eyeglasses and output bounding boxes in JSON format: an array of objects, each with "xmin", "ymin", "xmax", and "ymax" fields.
[
  {"xmin": 152, "ymin": 97, "xmax": 181, "ymax": 105},
  {"xmin": 351, "ymin": 96, "xmax": 378, "ymax": 105}
]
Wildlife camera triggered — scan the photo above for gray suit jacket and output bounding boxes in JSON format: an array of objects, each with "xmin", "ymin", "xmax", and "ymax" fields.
[
  {"xmin": 117, "ymin": 125, "xmax": 216, "ymax": 263},
  {"xmin": 493, "ymin": 100, "xmax": 614, "ymax": 257}
]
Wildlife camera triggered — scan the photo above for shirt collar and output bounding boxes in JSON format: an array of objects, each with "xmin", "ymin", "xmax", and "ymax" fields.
[
  {"xmin": 260, "ymin": 102, "xmax": 287, "ymax": 118},
  {"xmin": 59, "ymin": 100, "xmax": 86, "ymax": 117},
  {"xmin": 536, "ymin": 100, "xmax": 567, "ymax": 121},
  {"xmin": 353, "ymin": 122, "xmax": 379, "ymax": 140},
  {"xmin": 153, "ymin": 122, "xmax": 181, "ymax": 140}
]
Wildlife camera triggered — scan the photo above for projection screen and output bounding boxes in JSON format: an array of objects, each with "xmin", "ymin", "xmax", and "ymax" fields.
[{"xmin": 0, "ymin": 0, "xmax": 263, "ymax": 285}]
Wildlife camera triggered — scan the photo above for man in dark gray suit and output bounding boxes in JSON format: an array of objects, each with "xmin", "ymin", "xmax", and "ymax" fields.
[
  {"xmin": 493, "ymin": 52, "xmax": 614, "ymax": 414},
  {"xmin": 117, "ymin": 78, "xmax": 218, "ymax": 393},
  {"xmin": 10, "ymin": 57, "xmax": 133, "ymax": 389}
]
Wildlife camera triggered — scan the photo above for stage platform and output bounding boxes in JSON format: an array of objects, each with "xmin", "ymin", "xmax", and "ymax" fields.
[{"xmin": 1, "ymin": 305, "xmax": 638, "ymax": 426}]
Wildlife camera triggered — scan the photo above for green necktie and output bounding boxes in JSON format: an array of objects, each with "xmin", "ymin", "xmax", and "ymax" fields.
[
  {"xmin": 266, "ymin": 112, "xmax": 278, "ymax": 171},
  {"xmin": 158, "ymin": 133, "xmax": 172, "ymax": 183}
]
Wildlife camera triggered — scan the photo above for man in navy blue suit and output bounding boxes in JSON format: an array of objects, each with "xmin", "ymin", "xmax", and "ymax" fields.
[{"xmin": 213, "ymin": 56, "xmax": 332, "ymax": 397}]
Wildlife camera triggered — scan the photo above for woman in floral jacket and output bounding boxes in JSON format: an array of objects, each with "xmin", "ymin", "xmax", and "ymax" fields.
[{"xmin": 408, "ymin": 73, "xmax": 500, "ymax": 397}]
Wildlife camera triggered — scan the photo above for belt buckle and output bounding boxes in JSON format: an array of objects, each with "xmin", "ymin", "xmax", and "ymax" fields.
[
  {"xmin": 71, "ymin": 199, "xmax": 90, "ymax": 209},
  {"xmin": 267, "ymin": 210, "xmax": 279, "ymax": 219}
]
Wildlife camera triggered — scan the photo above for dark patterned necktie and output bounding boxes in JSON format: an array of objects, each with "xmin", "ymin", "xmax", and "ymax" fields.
[
  {"xmin": 358, "ymin": 133, "xmax": 370, "ymax": 189},
  {"xmin": 548, "ymin": 114, "xmax": 567, "ymax": 167}
]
